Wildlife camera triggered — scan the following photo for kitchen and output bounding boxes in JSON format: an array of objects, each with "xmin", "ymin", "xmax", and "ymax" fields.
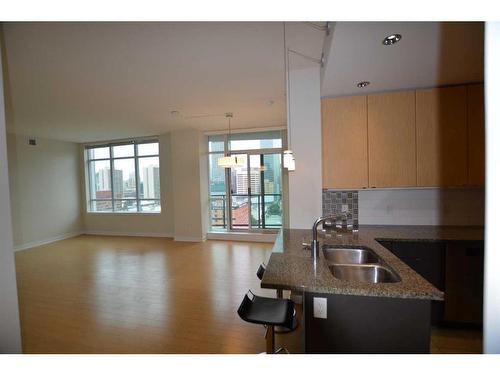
[
  {"xmin": 0, "ymin": 15, "xmax": 499, "ymax": 369},
  {"xmin": 244, "ymin": 22, "xmax": 486, "ymax": 354}
]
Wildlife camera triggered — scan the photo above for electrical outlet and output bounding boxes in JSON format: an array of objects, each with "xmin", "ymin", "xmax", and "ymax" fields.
[
  {"xmin": 342, "ymin": 204, "xmax": 349, "ymax": 213},
  {"xmin": 313, "ymin": 297, "xmax": 327, "ymax": 319}
]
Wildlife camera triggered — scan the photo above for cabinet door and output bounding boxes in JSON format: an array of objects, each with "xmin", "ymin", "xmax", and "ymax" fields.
[
  {"xmin": 367, "ymin": 91, "xmax": 416, "ymax": 187},
  {"xmin": 389, "ymin": 241, "xmax": 446, "ymax": 290},
  {"xmin": 416, "ymin": 86, "xmax": 468, "ymax": 187},
  {"xmin": 444, "ymin": 241, "xmax": 484, "ymax": 324},
  {"xmin": 467, "ymin": 84, "xmax": 485, "ymax": 186},
  {"xmin": 321, "ymin": 96, "xmax": 368, "ymax": 189}
]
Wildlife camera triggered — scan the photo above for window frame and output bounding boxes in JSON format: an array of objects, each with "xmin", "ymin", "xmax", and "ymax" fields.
[
  {"xmin": 85, "ymin": 139, "xmax": 161, "ymax": 214},
  {"xmin": 207, "ymin": 131, "xmax": 284, "ymax": 231}
]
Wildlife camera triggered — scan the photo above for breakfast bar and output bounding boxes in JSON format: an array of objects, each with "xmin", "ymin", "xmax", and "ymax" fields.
[{"xmin": 261, "ymin": 226, "xmax": 484, "ymax": 353}]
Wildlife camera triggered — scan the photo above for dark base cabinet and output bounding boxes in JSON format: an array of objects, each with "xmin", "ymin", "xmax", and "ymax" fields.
[
  {"xmin": 378, "ymin": 240, "xmax": 446, "ymax": 325},
  {"xmin": 378, "ymin": 239, "xmax": 484, "ymax": 327},
  {"xmin": 303, "ymin": 292, "xmax": 431, "ymax": 353},
  {"xmin": 444, "ymin": 241, "xmax": 484, "ymax": 325}
]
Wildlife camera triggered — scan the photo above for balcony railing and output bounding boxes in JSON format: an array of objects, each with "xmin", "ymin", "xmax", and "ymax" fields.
[
  {"xmin": 209, "ymin": 194, "xmax": 282, "ymax": 230},
  {"xmin": 210, "ymin": 195, "xmax": 227, "ymax": 228}
]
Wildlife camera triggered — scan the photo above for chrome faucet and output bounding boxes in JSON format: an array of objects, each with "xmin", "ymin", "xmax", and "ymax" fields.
[{"xmin": 311, "ymin": 216, "xmax": 336, "ymax": 263}]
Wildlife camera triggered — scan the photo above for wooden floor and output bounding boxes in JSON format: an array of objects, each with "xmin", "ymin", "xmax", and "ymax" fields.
[
  {"xmin": 14, "ymin": 235, "xmax": 481, "ymax": 354},
  {"xmin": 15, "ymin": 235, "xmax": 302, "ymax": 353}
]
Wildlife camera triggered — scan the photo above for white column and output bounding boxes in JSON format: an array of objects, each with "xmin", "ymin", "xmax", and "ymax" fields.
[
  {"xmin": 287, "ymin": 64, "xmax": 323, "ymax": 229},
  {"xmin": 0, "ymin": 31, "xmax": 23, "ymax": 353},
  {"xmin": 171, "ymin": 130, "xmax": 208, "ymax": 241},
  {"xmin": 484, "ymin": 21, "xmax": 500, "ymax": 354}
]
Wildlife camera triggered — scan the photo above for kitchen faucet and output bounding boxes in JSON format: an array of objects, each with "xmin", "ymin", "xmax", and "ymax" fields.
[{"xmin": 311, "ymin": 216, "xmax": 336, "ymax": 263}]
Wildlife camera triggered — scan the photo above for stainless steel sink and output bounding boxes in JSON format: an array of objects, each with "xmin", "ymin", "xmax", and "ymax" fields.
[
  {"xmin": 329, "ymin": 264, "xmax": 402, "ymax": 283},
  {"xmin": 322, "ymin": 246, "xmax": 380, "ymax": 264}
]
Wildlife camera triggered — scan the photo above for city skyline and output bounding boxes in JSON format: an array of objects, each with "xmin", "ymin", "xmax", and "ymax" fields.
[{"xmin": 90, "ymin": 159, "xmax": 160, "ymax": 212}]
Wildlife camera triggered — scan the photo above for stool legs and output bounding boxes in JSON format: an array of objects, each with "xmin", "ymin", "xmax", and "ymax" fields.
[{"xmin": 265, "ymin": 325, "xmax": 275, "ymax": 354}]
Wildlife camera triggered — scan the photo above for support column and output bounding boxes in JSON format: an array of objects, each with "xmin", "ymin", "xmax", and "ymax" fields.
[{"xmin": 287, "ymin": 64, "xmax": 323, "ymax": 229}]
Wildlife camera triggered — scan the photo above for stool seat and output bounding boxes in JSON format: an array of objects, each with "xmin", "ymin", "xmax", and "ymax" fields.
[
  {"xmin": 238, "ymin": 292, "xmax": 295, "ymax": 330},
  {"xmin": 255, "ymin": 263, "xmax": 299, "ymax": 333}
]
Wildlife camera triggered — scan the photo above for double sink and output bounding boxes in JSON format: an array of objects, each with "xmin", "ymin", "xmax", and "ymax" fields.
[{"xmin": 322, "ymin": 246, "xmax": 401, "ymax": 284}]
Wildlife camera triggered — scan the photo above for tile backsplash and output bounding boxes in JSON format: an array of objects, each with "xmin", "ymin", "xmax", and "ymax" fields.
[
  {"xmin": 322, "ymin": 190, "xmax": 359, "ymax": 229},
  {"xmin": 322, "ymin": 188, "xmax": 485, "ymax": 226}
]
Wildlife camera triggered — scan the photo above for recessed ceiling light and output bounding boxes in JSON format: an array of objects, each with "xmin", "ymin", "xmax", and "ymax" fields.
[
  {"xmin": 382, "ymin": 34, "xmax": 402, "ymax": 46},
  {"xmin": 357, "ymin": 81, "xmax": 370, "ymax": 88},
  {"xmin": 170, "ymin": 110, "xmax": 180, "ymax": 117}
]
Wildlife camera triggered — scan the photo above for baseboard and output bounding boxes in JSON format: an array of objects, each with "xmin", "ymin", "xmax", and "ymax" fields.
[
  {"xmin": 14, "ymin": 231, "xmax": 84, "ymax": 251},
  {"xmin": 174, "ymin": 235, "xmax": 206, "ymax": 242},
  {"xmin": 206, "ymin": 231, "xmax": 277, "ymax": 243},
  {"xmin": 84, "ymin": 230, "xmax": 173, "ymax": 238}
]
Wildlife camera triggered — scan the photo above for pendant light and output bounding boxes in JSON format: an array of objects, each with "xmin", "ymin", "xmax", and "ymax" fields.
[
  {"xmin": 282, "ymin": 22, "xmax": 296, "ymax": 171},
  {"xmin": 217, "ymin": 112, "xmax": 244, "ymax": 168}
]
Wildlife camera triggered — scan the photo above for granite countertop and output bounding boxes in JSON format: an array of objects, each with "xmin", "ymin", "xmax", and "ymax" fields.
[{"xmin": 261, "ymin": 225, "xmax": 484, "ymax": 300}]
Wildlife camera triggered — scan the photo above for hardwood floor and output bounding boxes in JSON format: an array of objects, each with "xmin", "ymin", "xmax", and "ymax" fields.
[
  {"xmin": 14, "ymin": 235, "xmax": 302, "ymax": 354},
  {"xmin": 14, "ymin": 235, "xmax": 481, "ymax": 354}
]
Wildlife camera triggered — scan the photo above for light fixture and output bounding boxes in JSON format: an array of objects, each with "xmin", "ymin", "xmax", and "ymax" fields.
[
  {"xmin": 217, "ymin": 112, "xmax": 244, "ymax": 168},
  {"xmin": 382, "ymin": 34, "xmax": 402, "ymax": 46},
  {"xmin": 283, "ymin": 150, "xmax": 295, "ymax": 171},
  {"xmin": 357, "ymin": 81, "xmax": 370, "ymax": 88},
  {"xmin": 283, "ymin": 22, "xmax": 296, "ymax": 172}
]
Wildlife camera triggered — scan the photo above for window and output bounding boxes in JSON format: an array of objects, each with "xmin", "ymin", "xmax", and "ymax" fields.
[
  {"xmin": 86, "ymin": 140, "xmax": 161, "ymax": 213},
  {"xmin": 208, "ymin": 131, "xmax": 283, "ymax": 231}
]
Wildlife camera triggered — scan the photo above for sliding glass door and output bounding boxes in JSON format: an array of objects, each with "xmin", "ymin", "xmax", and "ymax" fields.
[
  {"xmin": 208, "ymin": 131, "xmax": 283, "ymax": 232},
  {"xmin": 229, "ymin": 154, "xmax": 249, "ymax": 229},
  {"xmin": 228, "ymin": 152, "xmax": 282, "ymax": 231}
]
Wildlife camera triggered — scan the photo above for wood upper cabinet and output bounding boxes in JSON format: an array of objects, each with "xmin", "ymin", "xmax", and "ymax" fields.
[
  {"xmin": 367, "ymin": 91, "xmax": 416, "ymax": 187},
  {"xmin": 321, "ymin": 84, "xmax": 483, "ymax": 189},
  {"xmin": 416, "ymin": 86, "xmax": 468, "ymax": 187},
  {"xmin": 321, "ymin": 96, "xmax": 368, "ymax": 189},
  {"xmin": 467, "ymin": 84, "xmax": 485, "ymax": 186}
]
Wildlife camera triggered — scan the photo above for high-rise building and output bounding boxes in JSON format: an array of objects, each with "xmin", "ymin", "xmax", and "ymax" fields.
[
  {"xmin": 95, "ymin": 166, "xmax": 123, "ymax": 197},
  {"xmin": 112, "ymin": 169, "xmax": 123, "ymax": 199},
  {"xmin": 96, "ymin": 167, "xmax": 111, "ymax": 191},
  {"xmin": 235, "ymin": 170, "xmax": 260, "ymax": 194},
  {"xmin": 143, "ymin": 165, "xmax": 160, "ymax": 199}
]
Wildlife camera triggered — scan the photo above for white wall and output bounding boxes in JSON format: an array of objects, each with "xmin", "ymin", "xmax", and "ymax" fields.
[
  {"xmin": 0, "ymin": 33, "xmax": 22, "ymax": 353},
  {"xmin": 7, "ymin": 133, "xmax": 84, "ymax": 250},
  {"xmin": 171, "ymin": 129, "xmax": 208, "ymax": 241},
  {"xmin": 83, "ymin": 133, "xmax": 175, "ymax": 237},
  {"xmin": 358, "ymin": 188, "xmax": 485, "ymax": 226},
  {"xmin": 287, "ymin": 65, "xmax": 323, "ymax": 229},
  {"xmin": 484, "ymin": 21, "xmax": 500, "ymax": 354}
]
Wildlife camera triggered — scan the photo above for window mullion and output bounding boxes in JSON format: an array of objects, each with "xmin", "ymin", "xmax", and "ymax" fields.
[
  {"xmin": 109, "ymin": 146, "xmax": 115, "ymax": 212},
  {"xmin": 87, "ymin": 158, "xmax": 93, "ymax": 212},
  {"xmin": 134, "ymin": 143, "xmax": 140, "ymax": 212}
]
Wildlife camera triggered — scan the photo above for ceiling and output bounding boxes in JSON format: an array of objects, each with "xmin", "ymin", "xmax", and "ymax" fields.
[
  {"xmin": 2, "ymin": 22, "xmax": 485, "ymax": 143},
  {"xmin": 321, "ymin": 22, "xmax": 484, "ymax": 97},
  {"xmin": 2, "ymin": 22, "xmax": 324, "ymax": 143}
]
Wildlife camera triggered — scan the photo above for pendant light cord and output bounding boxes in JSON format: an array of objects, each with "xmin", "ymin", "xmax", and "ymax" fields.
[
  {"xmin": 228, "ymin": 115, "xmax": 231, "ymax": 157},
  {"xmin": 226, "ymin": 113, "xmax": 233, "ymax": 157}
]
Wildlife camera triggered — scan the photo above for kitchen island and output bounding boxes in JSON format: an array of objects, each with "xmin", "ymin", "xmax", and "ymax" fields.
[{"xmin": 261, "ymin": 226, "xmax": 484, "ymax": 353}]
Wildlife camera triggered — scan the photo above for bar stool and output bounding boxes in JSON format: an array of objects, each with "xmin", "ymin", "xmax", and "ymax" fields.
[
  {"xmin": 237, "ymin": 290, "xmax": 294, "ymax": 354},
  {"xmin": 256, "ymin": 263, "xmax": 298, "ymax": 332}
]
